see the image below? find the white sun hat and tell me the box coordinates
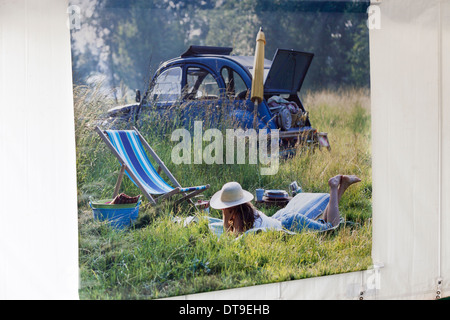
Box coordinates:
[210,182,254,210]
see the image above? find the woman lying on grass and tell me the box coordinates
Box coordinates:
[210,175,361,235]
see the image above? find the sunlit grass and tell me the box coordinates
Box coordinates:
[75,85,372,299]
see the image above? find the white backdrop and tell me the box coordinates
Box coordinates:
[0,0,79,299]
[0,0,448,300]
[369,0,450,299]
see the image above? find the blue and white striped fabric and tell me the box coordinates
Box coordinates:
[106,130,207,195]
[272,192,330,221]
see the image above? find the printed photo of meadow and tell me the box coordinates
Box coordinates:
[71,0,372,299]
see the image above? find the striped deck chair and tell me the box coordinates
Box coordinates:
[95,126,210,205]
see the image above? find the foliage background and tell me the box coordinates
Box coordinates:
[69,0,370,100]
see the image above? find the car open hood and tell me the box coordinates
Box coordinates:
[264,49,314,95]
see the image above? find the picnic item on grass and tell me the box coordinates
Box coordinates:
[111,193,141,204]
[195,199,210,213]
[264,189,289,200]
[255,189,265,201]
[90,196,141,229]
[289,181,302,196]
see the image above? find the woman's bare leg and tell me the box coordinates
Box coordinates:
[338,175,361,202]
[322,175,361,226]
[323,175,341,226]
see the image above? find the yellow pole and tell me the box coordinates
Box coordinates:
[251,27,266,129]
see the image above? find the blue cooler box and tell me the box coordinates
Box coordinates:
[89,198,141,229]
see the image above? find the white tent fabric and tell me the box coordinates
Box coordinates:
[442,0,450,299]
[369,0,450,299]
[0,0,448,300]
[0,0,79,299]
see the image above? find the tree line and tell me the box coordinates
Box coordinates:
[70,0,370,97]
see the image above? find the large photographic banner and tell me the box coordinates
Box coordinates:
[69,0,373,299]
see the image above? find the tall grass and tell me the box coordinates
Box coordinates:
[75,85,372,299]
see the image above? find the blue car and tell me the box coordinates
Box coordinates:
[105,45,329,150]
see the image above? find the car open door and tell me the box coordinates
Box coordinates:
[263,49,320,147]
[264,49,314,95]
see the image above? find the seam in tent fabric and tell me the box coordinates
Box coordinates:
[437,0,443,285]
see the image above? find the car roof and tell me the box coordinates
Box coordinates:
[160,54,272,75]
[166,45,272,71]
[224,55,272,70]
[157,46,313,95]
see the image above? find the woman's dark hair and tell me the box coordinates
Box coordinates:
[227,202,259,232]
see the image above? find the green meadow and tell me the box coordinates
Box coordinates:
[74,85,372,299]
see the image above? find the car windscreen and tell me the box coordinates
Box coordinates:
[149,67,182,104]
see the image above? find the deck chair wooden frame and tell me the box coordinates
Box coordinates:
[95,126,210,206]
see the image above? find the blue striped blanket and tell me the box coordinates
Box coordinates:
[272,192,330,221]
